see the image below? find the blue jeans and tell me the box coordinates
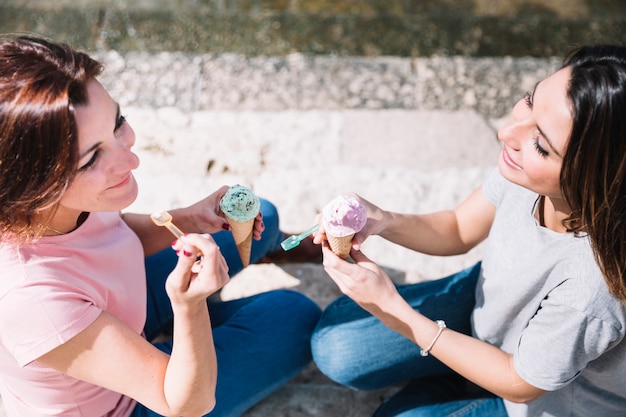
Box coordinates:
[132,199,323,417]
[311,262,507,417]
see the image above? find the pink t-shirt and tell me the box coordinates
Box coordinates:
[0,212,146,416]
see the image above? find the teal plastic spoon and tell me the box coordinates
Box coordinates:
[280,224,319,251]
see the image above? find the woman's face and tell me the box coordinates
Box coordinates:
[57,79,139,218]
[497,67,573,199]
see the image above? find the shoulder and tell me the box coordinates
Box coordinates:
[551,249,626,326]
[482,167,535,207]
[514,254,626,390]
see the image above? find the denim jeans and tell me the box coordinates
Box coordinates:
[311,262,507,417]
[131,199,323,417]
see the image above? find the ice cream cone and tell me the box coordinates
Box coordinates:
[327,233,354,259]
[219,184,261,269]
[226,217,255,267]
[322,195,366,260]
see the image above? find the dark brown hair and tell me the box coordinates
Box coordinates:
[560,45,626,302]
[0,35,103,241]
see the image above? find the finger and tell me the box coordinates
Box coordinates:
[321,242,352,272]
[253,212,264,240]
[321,243,360,293]
[313,222,327,244]
[182,233,217,257]
[193,234,229,273]
[349,247,380,274]
[352,233,363,250]
[169,242,197,290]
[215,185,230,216]
[349,246,371,263]
[217,185,230,195]
[184,234,229,286]
[206,235,230,275]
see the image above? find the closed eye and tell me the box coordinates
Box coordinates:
[115,114,126,131]
[533,138,549,158]
[524,91,533,108]
[78,149,100,171]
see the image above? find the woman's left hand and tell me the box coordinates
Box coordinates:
[124,185,265,258]
[321,241,399,315]
[180,185,264,240]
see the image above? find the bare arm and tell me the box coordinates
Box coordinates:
[123,185,264,257]
[37,234,228,416]
[315,186,495,256]
[376,187,495,255]
[322,245,546,403]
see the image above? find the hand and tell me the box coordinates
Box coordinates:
[167,233,229,305]
[172,186,230,235]
[312,193,388,250]
[249,211,265,241]
[321,240,399,315]
[183,186,265,241]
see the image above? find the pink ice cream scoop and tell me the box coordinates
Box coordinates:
[322,195,367,237]
[322,195,367,259]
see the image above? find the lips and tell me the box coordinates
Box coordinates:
[502,147,523,170]
[109,173,133,189]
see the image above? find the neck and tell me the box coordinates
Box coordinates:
[538,195,571,233]
[40,211,89,236]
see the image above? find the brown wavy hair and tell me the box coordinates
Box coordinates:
[560,45,626,302]
[0,35,103,242]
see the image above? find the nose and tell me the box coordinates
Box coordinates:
[121,122,136,149]
[111,125,140,173]
[497,99,528,150]
[497,120,520,149]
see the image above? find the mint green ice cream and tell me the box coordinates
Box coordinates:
[219,185,260,222]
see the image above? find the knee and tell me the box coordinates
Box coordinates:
[311,325,365,388]
[267,290,321,334]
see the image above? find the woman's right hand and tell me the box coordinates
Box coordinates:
[350,194,389,249]
[313,193,391,250]
[321,241,400,316]
[167,233,229,305]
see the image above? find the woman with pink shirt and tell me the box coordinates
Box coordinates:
[0,35,321,417]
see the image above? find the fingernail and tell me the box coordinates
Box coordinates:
[183,250,193,257]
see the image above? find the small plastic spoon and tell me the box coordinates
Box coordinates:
[280,224,319,251]
[150,211,184,238]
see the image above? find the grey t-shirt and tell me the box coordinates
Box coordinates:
[473,168,626,417]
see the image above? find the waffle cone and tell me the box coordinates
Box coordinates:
[327,233,354,259]
[226,217,255,267]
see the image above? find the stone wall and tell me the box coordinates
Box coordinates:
[1,0,624,56]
